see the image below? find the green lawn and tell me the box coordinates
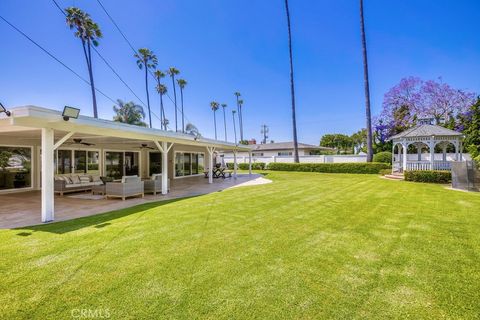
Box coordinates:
[1,172,480,319]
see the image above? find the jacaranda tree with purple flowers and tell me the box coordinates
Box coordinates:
[376,77,476,144]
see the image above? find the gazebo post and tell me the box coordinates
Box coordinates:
[459,141,463,161]
[429,137,435,170]
[402,142,407,172]
[417,143,422,161]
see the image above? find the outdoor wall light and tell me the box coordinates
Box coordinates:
[62,106,80,121]
[0,103,11,117]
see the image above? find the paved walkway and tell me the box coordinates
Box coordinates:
[0,174,271,229]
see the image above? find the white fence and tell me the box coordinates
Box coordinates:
[224,153,471,166]
[223,155,367,165]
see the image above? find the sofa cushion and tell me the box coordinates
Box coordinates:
[151,173,162,181]
[65,183,87,189]
[64,176,73,184]
[71,175,81,184]
[79,176,91,183]
[122,175,139,183]
[91,175,102,183]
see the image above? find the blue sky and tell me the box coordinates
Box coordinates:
[1,0,479,145]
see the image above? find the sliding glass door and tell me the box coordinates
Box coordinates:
[105,151,139,179]
[0,146,32,190]
[175,152,204,178]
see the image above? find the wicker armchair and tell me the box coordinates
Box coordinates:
[144,174,170,195]
[105,176,144,200]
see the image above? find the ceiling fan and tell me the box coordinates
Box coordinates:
[137,143,155,150]
[70,138,95,146]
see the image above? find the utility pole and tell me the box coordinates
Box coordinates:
[261,124,269,144]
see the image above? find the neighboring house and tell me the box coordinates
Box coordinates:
[223,142,333,157]
[0,106,251,223]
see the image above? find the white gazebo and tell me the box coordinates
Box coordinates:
[390,123,464,173]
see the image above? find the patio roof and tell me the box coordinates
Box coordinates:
[0,105,250,152]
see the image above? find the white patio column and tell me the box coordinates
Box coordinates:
[402,143,407,172]
[207,147,214,184]
[41,128,55,222]
[248,151,252,175]
[233,150,238,179]
[161,141,169,195]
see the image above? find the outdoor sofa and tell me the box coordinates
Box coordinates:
[54,174,103,196]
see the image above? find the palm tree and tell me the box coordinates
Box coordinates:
[360,0,374,162]
[234,92,242,140]
[167,67,180,131]
[232,110,238,145]
[113,99,147,126]
[156,83,168,130]
[134,48,158,128]
[238,99,244,141]
[177,79,187,133]
[154,70,166,129]
[65,7,102,118]
[284,0,299,163]
[210,101,219,140]
[185,123,200,137]
[221,103,228,141]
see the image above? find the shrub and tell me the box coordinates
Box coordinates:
[226,162,265,170]
[404,170,451,184]
[379,169,392,176]
[373,151,392,164]
[267,162,391,174]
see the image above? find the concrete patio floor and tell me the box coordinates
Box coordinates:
[0,174,270,229]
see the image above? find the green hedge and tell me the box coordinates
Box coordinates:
[267,162,391,174]
[404,170,452,184]
[226,162,266,170]
[373,151,392,164]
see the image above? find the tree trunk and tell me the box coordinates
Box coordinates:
[285,0,299,163]
[213,111,217,140]
[180,88,185,133]
[360,0,374,162]
[236,96,241,141]
[223,107,227,141]
[157,79,164,128]
[84,41,98,118]
[172,76,178,132]
[239,105,244,141]
[145,65,152,128]
[232,112,237,145]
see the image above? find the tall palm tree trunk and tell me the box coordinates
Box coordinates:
[232,112,237,145]
[180,88,185,133]
[84,41,98,118]
[171,76,178,132]
[223,108,228,141]
[213,111,217,140]
[285,0,299,163]
[235,96,242,141]
[239,106,244,141]
[144,65,152,128]
[160,94,166,130]
[360,0,373,162]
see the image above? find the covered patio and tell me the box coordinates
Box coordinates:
[0,173,269,229]
[0,106,253,226]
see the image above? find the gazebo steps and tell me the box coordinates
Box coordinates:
[384,173,404,180]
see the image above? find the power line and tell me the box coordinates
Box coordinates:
[94,0,192,126]
[0,14,117,105]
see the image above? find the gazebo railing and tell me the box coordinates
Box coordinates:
[404,161,452,171]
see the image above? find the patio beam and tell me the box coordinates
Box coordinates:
[233,149,238,179]
[41,128,55,222]
[53,131,75,150]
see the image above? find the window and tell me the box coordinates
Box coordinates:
[56,149,99,175]
[149,152,162,175]
[0,146,32,190]
[252,152,264,157]
[57,150,72,174]
[105,151,140,179]
[278,151,292,156]
[175,152,204,177]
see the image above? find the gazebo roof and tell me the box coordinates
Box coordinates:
[390,124,462,140]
